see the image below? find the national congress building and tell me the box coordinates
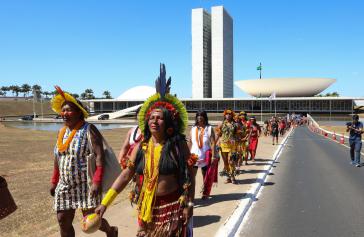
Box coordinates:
[83,6,363,116]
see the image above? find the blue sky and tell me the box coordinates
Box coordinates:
[0,0,363,98]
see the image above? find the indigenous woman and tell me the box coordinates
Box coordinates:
[248,117,261,161]
[216,109,237,184]
[50,86,117,237]
[96,65,195,237]
[236,112,250,167]
[189,110,216,199]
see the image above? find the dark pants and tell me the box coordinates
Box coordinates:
[349,138,362,164]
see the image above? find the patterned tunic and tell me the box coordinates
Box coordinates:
[54,122,101,211]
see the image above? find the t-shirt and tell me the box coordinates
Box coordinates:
[271,122,278,133]
[347,121,363,140]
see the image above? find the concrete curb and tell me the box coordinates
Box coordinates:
[214,128,294,237]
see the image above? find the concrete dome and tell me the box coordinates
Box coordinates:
[117,86,155,100]
[235,78,336,97]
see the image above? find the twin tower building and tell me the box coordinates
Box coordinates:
[192,6,233,99]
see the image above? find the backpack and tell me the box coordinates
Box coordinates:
[86,125,122,194]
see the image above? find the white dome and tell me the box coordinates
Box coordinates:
[235,78,336,97]
[117,86,155,100]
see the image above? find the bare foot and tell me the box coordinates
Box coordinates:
[108,226,118,237]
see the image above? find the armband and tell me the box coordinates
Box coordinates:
[51,167,60,185]
[101,188,118,207]
[92,166,103,185]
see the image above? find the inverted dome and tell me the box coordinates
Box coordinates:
[117,86,155,100]
[235,78,336,97]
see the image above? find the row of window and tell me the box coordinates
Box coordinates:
[91,100,353,113]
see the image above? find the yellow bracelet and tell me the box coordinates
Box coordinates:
[101,188,118,207]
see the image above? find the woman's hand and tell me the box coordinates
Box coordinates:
[183,206,193,225]
[90,183,101,198]
[95,204,107,218]
[49,183,57,197]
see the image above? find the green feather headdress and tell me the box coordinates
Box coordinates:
[138,64,188,134]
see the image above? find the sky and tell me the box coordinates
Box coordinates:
[0,0,363,98]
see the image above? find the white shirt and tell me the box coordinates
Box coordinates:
[190,125,212,168]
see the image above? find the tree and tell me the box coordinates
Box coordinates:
[21,84,31,97]
[1,86,9,96]
[9,85,21,97]
[72,93,80,99]
[42,91,52,99]
[0,89,5,96]
[331,91,339,97]
[80,92,87,100]
[102,90,112,99]
[82,89,95,99]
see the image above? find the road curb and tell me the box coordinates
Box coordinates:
[214,128,294,237]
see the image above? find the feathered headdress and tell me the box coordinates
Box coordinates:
[138,64,188,134]
[51,85,89,118]
[223,109,235,117]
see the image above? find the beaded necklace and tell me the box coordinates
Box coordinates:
[57,121,84,153]
[195,126,205,149]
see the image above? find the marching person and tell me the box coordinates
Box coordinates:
[216,109,237,184]
[189,110,217,199]
[248,117,261,162]
[95,64,195,237]
[346,114,363,167]
[50,86,117,237]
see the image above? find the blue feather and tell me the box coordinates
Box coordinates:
[155,63,171,97]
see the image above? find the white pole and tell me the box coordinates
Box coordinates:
[274,99,277,117]
[260,94,263,123]
[41,94,44,119]
[32,89,36,118]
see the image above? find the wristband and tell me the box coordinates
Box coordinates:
[92,166,104,185]
[51,167,60,185]
[101,188,118,207]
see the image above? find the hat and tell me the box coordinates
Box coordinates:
[138,64,188,134]
[80,213,101,234]
[51,86,89,118]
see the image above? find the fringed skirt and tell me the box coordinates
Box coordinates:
[143,190,188,237]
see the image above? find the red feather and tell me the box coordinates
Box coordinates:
[54,85,67,101]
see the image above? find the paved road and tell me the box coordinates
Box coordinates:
[239,126,364,237]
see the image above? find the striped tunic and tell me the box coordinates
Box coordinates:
[54,122,101,211]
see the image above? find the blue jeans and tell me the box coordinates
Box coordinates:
[349,138,362,164]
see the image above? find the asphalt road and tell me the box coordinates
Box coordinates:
[239,126,364,237]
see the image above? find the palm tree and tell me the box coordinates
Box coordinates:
[10,85,21,97]
[80,92,87,100]
[102,90,112,99]
[331,91,339,97]
[72,93,80,99]
[1,86,9,96]
[42,91,51,99]
[83,89,95,99]
[21,84,32,97]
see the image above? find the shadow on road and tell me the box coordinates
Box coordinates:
[254,158,273,162]
[193,215,221,228]
[195,192,248,208]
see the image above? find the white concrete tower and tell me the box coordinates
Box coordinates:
[192,8,211,98]
[211,6,233,98]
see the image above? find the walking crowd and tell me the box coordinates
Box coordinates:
[45,66,293,237]
[0,65,303,237]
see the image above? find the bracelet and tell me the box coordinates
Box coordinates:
[101,188,118,207]
[187,201,194,207]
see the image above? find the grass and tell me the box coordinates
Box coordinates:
[0,100,54,117]
[0,124,130,237]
